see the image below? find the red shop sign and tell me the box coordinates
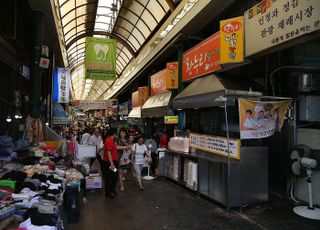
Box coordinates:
[150,69,168,96]
[182,32,221,82]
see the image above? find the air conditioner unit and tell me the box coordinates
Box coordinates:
[298,74,320,92]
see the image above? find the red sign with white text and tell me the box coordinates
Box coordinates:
[182,32,221,82]
[150,69,168,96]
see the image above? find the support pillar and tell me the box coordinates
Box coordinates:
[30,10,44,118]
[177,44,185,130]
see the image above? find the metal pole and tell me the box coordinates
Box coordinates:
[224,100,231,212]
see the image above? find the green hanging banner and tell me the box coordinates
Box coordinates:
[85,37,117,80]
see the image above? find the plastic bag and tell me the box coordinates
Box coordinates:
[120,150,130,166]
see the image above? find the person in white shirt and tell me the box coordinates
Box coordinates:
[88,128,103,167]
[81,128,91,145]
[131,136,151,190]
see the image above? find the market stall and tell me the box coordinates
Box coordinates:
[165,74,271,210]
[0,121,91,229]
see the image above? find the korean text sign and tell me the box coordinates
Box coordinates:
[166,62,179,89]
[53,68,70,103]
[190,133,240,160]
[182,32,221,82]
[150,69,168,96]
[220,16,244,64]
[238,99,292,139]
[77,100,117,112]
[85,37,117,80]
[164,116,179,125]
[245,0,320,57]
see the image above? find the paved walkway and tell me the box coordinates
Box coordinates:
[67,175,319,230]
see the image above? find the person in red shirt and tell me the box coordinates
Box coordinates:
[103,128,119,198]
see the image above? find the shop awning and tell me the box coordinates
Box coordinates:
[142,91,173,118]
[173,74,262,109]
[128,107,141,119]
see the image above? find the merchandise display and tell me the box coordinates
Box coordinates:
[0,132,87,229]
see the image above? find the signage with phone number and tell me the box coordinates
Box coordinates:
[190,133,240,160]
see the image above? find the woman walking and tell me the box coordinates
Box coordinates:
[131,136,151,190]
[117,128,130,192]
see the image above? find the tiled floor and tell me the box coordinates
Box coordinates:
[67,175,320,230]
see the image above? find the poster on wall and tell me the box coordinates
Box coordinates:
[244,0,320,57]
[220,16,244,64]
[182,32,221,82]
[238,99,292,139]
[190,133,240,160]
[166,62,179,89]
[53,68,70,103]
[85,37,117,80]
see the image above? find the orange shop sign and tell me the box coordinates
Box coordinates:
[132,91,139,107]
[166,62,179,89]
[220,16,244,64]
[150,69,168,96]
[138,86,149,105]
[182,32,221,82]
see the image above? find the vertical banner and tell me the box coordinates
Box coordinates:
[220,16,244,64]
[238,99,292,139]
[85,37,117,80]
[53,68,70,103]
[166,62,179,89]
[138,87,149,105]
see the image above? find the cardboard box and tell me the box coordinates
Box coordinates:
[86,176,102,189]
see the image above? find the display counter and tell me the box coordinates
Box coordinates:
[163,145,268,209]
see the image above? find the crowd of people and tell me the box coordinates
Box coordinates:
[72,125,151,199]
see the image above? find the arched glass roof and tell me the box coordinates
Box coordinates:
[52,0,171,100]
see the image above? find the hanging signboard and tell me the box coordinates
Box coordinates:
[77,99,117,112]
[238,99,292,139]
[182,32,221,82]
[150,69,168,96]
[85,37,117,80]
[220,16,244,64]
[245,0,320,57]
[132,91,139,108]
[53,68,70,103]
[166,62,179,89]
[138,86,149,106]
[190,133,240,160]
[164,116,179,125]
